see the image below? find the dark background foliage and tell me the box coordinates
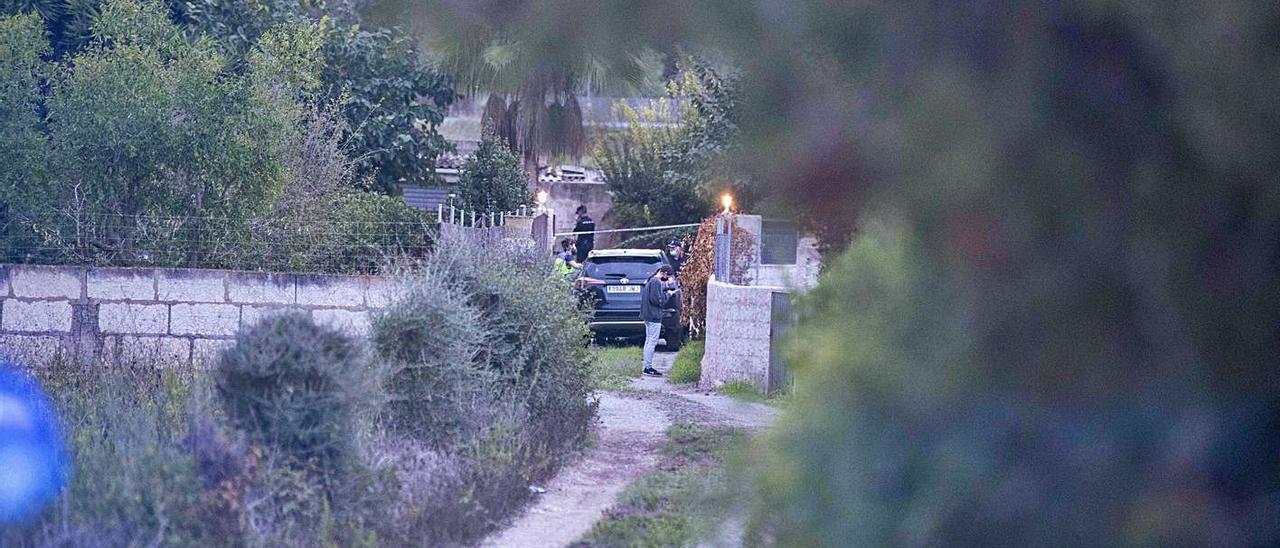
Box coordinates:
[171,0,457,193]
[455,135,530,213]
[381,1,1280,545]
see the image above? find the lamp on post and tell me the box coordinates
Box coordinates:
[536,189,549,213]
[715,192,735,282]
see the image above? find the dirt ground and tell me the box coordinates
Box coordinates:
[478,352,778,548]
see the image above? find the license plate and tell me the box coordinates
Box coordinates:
[606,285,641,294]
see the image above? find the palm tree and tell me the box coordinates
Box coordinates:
[1,0,101,56]
[363,0,663,173]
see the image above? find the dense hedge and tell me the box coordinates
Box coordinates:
[0,1,434,274]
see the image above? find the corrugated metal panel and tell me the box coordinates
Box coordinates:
[402,185,453,211]
[761,220,799,265]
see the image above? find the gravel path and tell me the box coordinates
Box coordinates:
[479,351,777,548]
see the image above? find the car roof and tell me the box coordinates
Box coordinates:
[587,248,665,258]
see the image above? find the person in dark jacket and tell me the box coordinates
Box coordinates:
[639,264,673,377]
[573,205,595,263]
[667,240,687,277]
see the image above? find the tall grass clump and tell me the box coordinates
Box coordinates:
[2,366,227,547]
[669,340,704,385]
[368,234,598,544]
[217,312,380,476]
[371,270,495,444]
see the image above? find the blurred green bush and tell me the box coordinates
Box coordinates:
[371,269,495,444]
[366,236,597,543]
[217,312,380,478]
[1,366,228,546]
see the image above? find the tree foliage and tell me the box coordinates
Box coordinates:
[596,58,754,229]
[0,11,49,239]
[169,0,457,193]
[0,0,100,56]
[3,0,310,265]
[0,0,433,272]
[414,2,1280,545]
[368,0,669,166]
[455,135,529,213]
[320,24,454,192]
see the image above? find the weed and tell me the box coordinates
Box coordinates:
[718,381,765,402]
[668,341,704,385]
[573,424,746,548]
[590,345,642,390]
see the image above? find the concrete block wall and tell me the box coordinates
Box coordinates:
[755,235,822,289]
[699,276,786,391]
[0,264,396,368]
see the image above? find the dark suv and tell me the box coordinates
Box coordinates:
[576,249,684,350]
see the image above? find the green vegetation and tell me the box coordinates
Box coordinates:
[377,0,670,165]
[456,135,531,212]
[0,0,434,272]
[596,58,752,229]
[1,367,219,546]
[589,345,642,391]
[371,269,491,442]
[573,424,745,548]
[717,381,763,402]
[217,313,380,475]
[366,235,597,544]
[667,340,703,385]
[3,238,595,546]
[399,3,1280,544]
[169,0,457,192]
[315,23,454,192]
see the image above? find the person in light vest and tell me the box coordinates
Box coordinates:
[554,239,575,277]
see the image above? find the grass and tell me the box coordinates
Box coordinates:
[589,345,642,390]
[571,424,746,547]
[718,380,794,407]
[718,380,766,401]
[667,340,704,385]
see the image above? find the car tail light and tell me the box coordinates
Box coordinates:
[575,277,605,289]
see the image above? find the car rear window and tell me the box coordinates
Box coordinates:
[585,256,662,280]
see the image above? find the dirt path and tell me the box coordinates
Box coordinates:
[479,352,777,548]
[479,392,670,548]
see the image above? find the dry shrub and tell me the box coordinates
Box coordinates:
[365,235,597,545]
[679,215,758,337]
[216,312,381,478]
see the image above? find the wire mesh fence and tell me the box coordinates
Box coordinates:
[0,211,438,274]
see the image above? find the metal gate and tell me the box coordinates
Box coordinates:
[768,291,795,394]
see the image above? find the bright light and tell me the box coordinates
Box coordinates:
[721,193,733,213]
[536,190,549,205]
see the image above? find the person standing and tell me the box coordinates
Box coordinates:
[639,265,673,377]
[554,238,576,277]
[573,205,595,263]
[667,240,687,276]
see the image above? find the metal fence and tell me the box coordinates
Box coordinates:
[437,204,540,228]
[0,212,436,274]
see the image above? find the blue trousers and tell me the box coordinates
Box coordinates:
[642,321,662,370]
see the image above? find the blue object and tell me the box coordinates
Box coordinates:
[0,359,69,523]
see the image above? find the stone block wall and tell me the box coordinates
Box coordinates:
[0,264,396,368]
[699,276,788,392]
